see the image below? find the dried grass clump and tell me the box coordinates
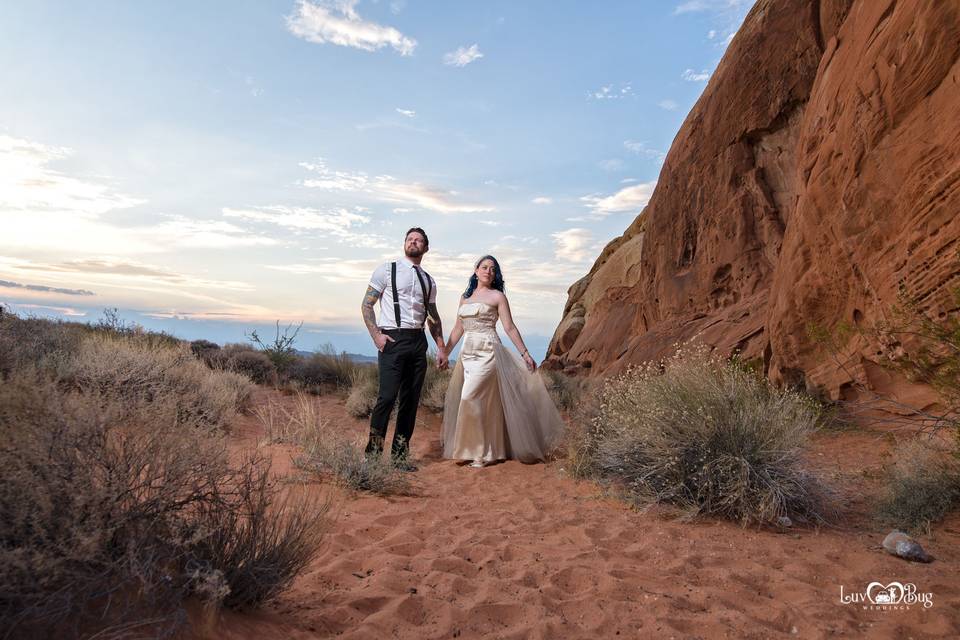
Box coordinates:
[63,335,253,429]
[288,344,362,391]
[580,345,834,526]
[541,368,588,412]
[270,393,411,495]
[877,439,960,533]
[214,344,278,386]
[420,354,451,412]
[346,366,379,418]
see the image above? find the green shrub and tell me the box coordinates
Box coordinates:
[877,440,960,533]
[582,345,834,525]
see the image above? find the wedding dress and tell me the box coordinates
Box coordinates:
[441,301,564,463]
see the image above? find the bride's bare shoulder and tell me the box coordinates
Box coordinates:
[489,290,507,305]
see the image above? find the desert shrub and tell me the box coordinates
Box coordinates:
[582,345,833,525]
[0,313,85,377]
[184,453,331,610]
[0,319,326,638]
[346,366,379,418]
[254,392,325,445]
[541,368,586,412]
[296,437,412,495]
[288,344,361,390]
[191,338,221,365]
[61,335,253,429]
[247,321,302,375]
[272,393,411,495]
[420,353,451,412]
[877,440,960,533]
[216,343,278,386]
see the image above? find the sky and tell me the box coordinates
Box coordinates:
[0,0,752,359]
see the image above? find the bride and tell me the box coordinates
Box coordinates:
[441,255,564,467]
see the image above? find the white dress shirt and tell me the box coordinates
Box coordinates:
[369,257,438,329]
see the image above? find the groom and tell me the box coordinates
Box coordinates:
[361,227,448,471]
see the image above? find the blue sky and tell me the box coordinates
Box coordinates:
[0,0,751,358]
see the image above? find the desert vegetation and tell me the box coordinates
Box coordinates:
[256,391,412,495]
[0,311,330,639]
[807,278,960,531]
[564,345,834,526]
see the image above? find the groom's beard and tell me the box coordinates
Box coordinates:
[405,248,425,258]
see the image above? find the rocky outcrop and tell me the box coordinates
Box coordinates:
[545,0,960,401]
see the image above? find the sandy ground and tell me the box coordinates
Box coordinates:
[195,390,960,640]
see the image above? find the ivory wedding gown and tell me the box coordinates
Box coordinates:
[441,301,564,463]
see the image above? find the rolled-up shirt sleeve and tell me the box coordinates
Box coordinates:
[369,262,388,294]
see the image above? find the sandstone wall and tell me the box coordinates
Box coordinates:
[545,0,960,403]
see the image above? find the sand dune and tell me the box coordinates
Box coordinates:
[198,391,960,639]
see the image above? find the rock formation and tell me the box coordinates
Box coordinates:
[545,0,960,402]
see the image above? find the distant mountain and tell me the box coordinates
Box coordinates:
[295,349,377,364]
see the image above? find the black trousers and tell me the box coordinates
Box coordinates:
[366,329,428,459]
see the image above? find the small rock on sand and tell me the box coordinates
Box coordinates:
[882,530,933,563]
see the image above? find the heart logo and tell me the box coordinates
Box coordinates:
[866,581,905,605]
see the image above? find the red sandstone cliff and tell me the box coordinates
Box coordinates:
[546,0,960,402]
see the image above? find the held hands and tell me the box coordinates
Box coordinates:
[373,332,395,352]
[436,349,450,370]
[522,352,536,373]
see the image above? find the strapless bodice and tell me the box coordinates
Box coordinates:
[459,301,499,336]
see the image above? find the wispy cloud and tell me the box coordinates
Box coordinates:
[551,228,595,263]
[580,181,656,218]
[223,205,391,248]
[7,303,87,317]
[588,83,632,100]
[531,196,553,205]
[11,258,256,291]
[265,257,380,283]
[299,159,495,214]
[0,279,94,296]
[658,99,678,111]
[623,140,666,162]
[0,134,144,215]
[395,107,416,117]
[674,0,748,14]
[443,44,483,67]
[286,0,416,56]
[681,68,711,82]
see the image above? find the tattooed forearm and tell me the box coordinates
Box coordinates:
[426,303,445,349]
[361,286,381,338]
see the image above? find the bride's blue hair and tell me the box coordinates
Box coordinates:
[463,255,505,298]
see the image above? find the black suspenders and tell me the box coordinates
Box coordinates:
[391,262,401,327]
[390,261,432,329]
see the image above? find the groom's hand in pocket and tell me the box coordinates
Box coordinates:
[374,333,395,352]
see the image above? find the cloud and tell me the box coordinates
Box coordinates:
[7,303,87,317]
[299,159,495,214]
[623,140,666,162]
[395,108,416,117]
[0,280,94,296]
[0,134,144,215]
[223,205,391,248]
[674,0,748,14]
[598,158,624,172]
[707,29,717,39]
[265,257,380,283]
[658,99,678,111]
[286,0,416,56]
[531,196,553,205]
[551,228,595,263]
[443,44,483,67]
[681,68,711,82]
[588,83,632,100]
[580,182,656,218]
[10,258,256,291]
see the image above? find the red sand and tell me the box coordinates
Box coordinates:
[195,390,960,639]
